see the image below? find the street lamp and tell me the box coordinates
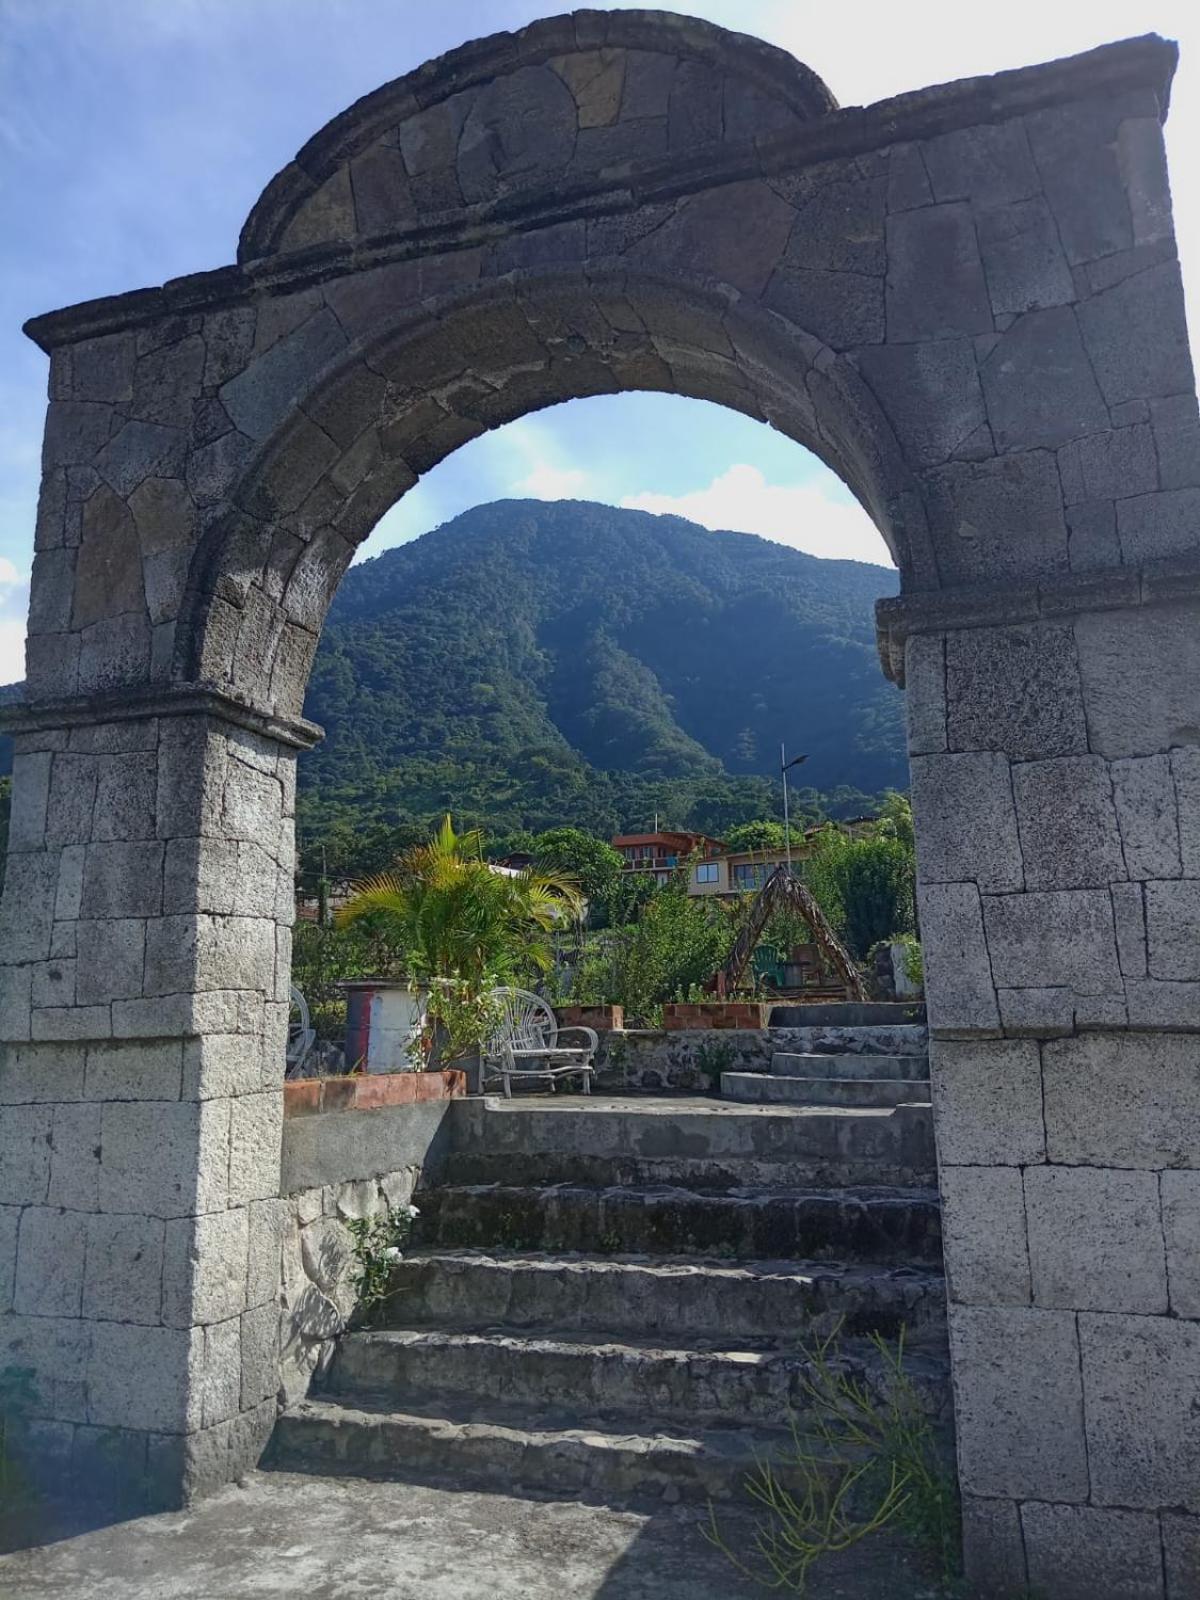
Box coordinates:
[780,745,808,874]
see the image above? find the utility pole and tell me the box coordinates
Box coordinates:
[780,745,808,874]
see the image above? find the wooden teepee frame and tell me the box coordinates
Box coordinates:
[711,865,866,1001]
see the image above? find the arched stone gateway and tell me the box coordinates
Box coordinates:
[1,12,1196,1590]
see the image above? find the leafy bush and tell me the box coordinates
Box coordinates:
[804,825,915,960]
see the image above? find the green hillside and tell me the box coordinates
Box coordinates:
[297,499,904,871]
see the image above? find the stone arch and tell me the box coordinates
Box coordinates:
[177,266,930,719]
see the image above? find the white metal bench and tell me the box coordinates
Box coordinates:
[482,987,598,1097]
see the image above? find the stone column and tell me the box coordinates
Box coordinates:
[0,696,309,1509]
[893,571,1200,1595]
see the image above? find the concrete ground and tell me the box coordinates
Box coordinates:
[0,1471,949,1599]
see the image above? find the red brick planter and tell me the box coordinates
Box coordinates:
[283,1068,466,1118]
[555,1004,625,1031]
[661,1002,773,1031]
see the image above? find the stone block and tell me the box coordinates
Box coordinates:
[1043,1033,1200,1168]
[885,203,993,341]
[220,308,348,442]
[8,752,52,850]
[1078,260,1194,407]
[961,1495,1028,1598]
[143,914,276,998]
[163,837,280,919]
[47,1101,101,1209]
[1163,1512,1200,1600]
[1118,486,1200,563]
[861,339,988,470]
[79,841,164,920]
[1154,412,1200,492]
[979,306,1108,453]
[228,1092,284,1208]
[1024,100,1132,265]
[87,1320,199,1432]
[927,449,1068,584]
[1145,881,1200,981]
[240,1300,280,1409]
[977,196,1074,315]
[14,1205,87,1316]
[199,1316,243,1429]
[1078,606,1200,761]
[930,1039,1044,1165]
[911,752,1022,891]
[99,1099,229,1218]
[1125,978,1200,1029]
[0,852,60,962]
[903,632,946,754]
[246,1197,287,1308]
[1059,423,1158,506]
[0,1312,90,1424]
[1081,1311,1200,1512]
[46,755,99,847]
[1066,500,1121,570]
[917,882,999,1033]
[76,611,153,695]
[923,119,1038,207]
[66,331,136,403]
[0,1204,18,1312]
[84,1038,182,1101]
[83,1212,165,1324]
[1011,756,1127,890]
[949,1304,1088,1501]
[947,617,1088,755]
[32,956,74,1010]
[1160,1171,1200,1318]
[91,751,157,843]
[940,1165,1030,1305]
[885,141,931,211]
[0,1103,52,1204]
[94,419,185,500]
[162,1207,249,1328]
[1025,1166,1167,1313]
[1174,751,1200,877]
[76,918,146,1005]
[1111,756,1182,880]
[1021,1502,1164,1600]
[181,1033,263,1101]
[0,963,32,1044]
[1111,882,1147,978]
[983,888,1121,993]
[221,759,284,846]
[31,1003,112,1043]
[0,1040,86,1108]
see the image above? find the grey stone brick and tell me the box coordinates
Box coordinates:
[220,309,348,442]
[129,334,205,430]
[0,1204,19,1312]
[928,451,1068,584]
[886,203,993,341]
[1145,881,1200,981]
[99,1099,229,1218]
[1126,978,1200,1029]
[1154,414,1200,491]
[1117,487,1200,563]
[977,196,1074,315]
[950,1304,1088,1501]
[66,331,136,403]
[980,307,1108,453]
[1160,1171,1200,1318]
[1164,1513,1200,1600]
[1025,101,1133,265]
[1112,756,1181,879]
[228,1092,284,1208]
[1077,260,1194,407]
[0,1040,78,1111]
[1025,1166,1167,1313]
[1077,606,1200,760]
[31,1003,112,1043]
[80,841,164,920]
[94,419,185,499]
[31,957,74,1010]
[84,1039,181,1103]
[0,1313,90,1424]
[1081,1311,1200,1512]
[246,1197,287,1308]
[76,612,154,695]
[1111,882,1148,978]
[0,962,32,1044]
[199,1316,243,1429]
[46,754,98,846]
[47,1101,101,1209]
[940,1165,1030,1305]
[924,121,1039,207]
[1173,750,1200,877]
[1118,115,1172,247]
[41,400,114,468]
[983,889,1121,992]
[15,1205,86,1316]
[918,881,999,1033]
[1011,756,1127,890]
[143,914,276,998]
[82,1212,165,1323]
[87,1320,199,1432]
[221,759,283,847]
[8,752,52,850]
[1021,1502,1164,1600]
[911,752,1022,891]
[961,1494,1028,1599]
[0,1103,52,1204]
[1044,1033,1200,1168]
[55,845,86,922]
[162,1207,249,1328]
[91,751,157,843]
[76,918,146,1005]
[240,1300,280,1409]
[857,339,985,469]
[0,853,60,963]
[930,1039,1045,1165]
[904,633,946,755]
[1058,423,1158,505]
[180,1032,263,1101]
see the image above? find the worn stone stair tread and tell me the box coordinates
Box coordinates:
[395,1244,945,1284]
[721,1072,932,1108]
[768,1052,930,1082]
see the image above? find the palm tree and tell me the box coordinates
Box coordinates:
[336,815,583,989]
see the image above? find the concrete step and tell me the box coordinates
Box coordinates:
[723,1073,932,1109]
[769,1052,929,1081]
[443,1097,937,1189]
[414,1183,942,1266]
[267,1393,838,1504]
[769,1002,925,1027]
[380,1249,947,1344]
[325,1327,952,1431]
[768,1023,930,1058]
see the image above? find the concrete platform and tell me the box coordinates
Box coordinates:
[0,1471,944,1598]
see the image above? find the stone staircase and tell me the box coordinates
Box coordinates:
[268,1034,948,1506]
[722,1022,931,1110]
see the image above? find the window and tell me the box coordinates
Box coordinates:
[696,862,720,884]
[733,863,767,891]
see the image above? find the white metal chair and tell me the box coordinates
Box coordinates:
[481,987,598,1097]
[285,983,317,1078]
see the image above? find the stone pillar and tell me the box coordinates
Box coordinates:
[0,698,307,1508]
[896,575,1200,1595]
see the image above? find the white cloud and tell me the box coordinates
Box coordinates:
[0,565,29,686]
[513,462,590,500]
[622,464,893,567]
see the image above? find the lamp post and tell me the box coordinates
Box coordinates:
[780,745,809,874]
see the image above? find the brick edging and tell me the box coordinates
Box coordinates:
[283,1068,466,1117]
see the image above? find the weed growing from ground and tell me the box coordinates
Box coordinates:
[346,1201,421,1313]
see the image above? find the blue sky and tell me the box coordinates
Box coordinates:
[2,0,1198,683]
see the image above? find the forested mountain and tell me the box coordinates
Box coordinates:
[298,499,905,868]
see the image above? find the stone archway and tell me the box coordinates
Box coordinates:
[2,13,1197,1591]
